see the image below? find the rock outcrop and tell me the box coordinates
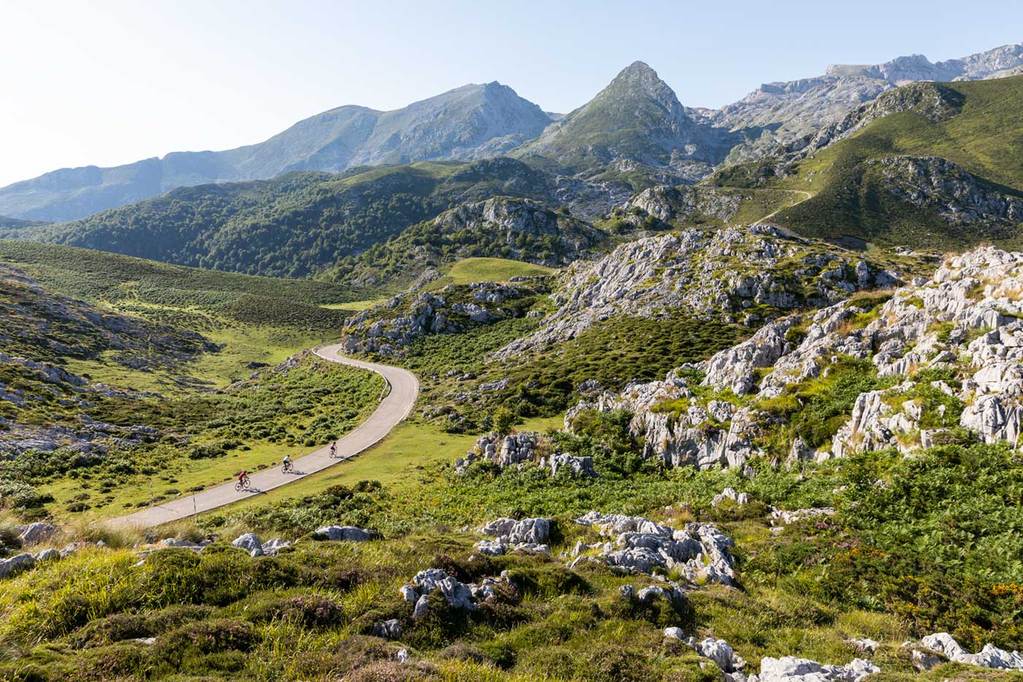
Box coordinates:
[313,526,373,542]
[497,226,901,359]
[476,517,552,556]
[750,656,879,682]
[918,632,1023,670]
[582,246,1023,469]
[613,185,741,228]
[341,280,545,356]
[574,512,737,586]
[399,568,510,620]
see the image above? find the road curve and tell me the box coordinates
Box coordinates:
[107,344,418,529]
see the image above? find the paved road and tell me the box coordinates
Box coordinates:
[107,344,418,529]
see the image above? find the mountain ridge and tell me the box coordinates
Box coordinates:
[0,82,551,222]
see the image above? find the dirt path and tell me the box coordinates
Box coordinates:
[107,344,418,529]
[758,189,813,223]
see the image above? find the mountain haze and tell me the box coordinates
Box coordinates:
[0,83,551,222]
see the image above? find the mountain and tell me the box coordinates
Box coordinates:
[0,83,552,222]
[515,61,736,183]
[18,158,569,278]
[331,195,609,290]
[716,42,1023,163]
[718,75,1023,248]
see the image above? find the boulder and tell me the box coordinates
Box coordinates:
[712,487,750,507]
[0,553,35,579]
[232,533,263,557]
[548,453,596,478]
[920,632,1023,670]
[262,538,291,555]
[372,619,402,640]
[693,637,747,673]
[314,525,372,542]
[34,548,60,562]
[753,656,879,682]
[17,522,57,545]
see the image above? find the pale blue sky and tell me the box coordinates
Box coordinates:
[1,0,1020,186]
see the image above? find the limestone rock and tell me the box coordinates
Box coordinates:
[17,522,57,545]
[575,512,737,585]
[476,517,551,556]
[712,487,749,507]
[752,656,879,682]
[0,552,35,579]
[920,632,1023,670]
[313,525,373,542]
[232,533,263,557]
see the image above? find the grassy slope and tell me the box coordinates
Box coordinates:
[0,243,396,520]
[18,157,559,280]
[776,75,1023,245]
[427,257,557,289]
[711,75,1023,245]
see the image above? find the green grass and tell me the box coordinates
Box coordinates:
[715,75,1023,248]
[320,297,391,311]
[5,356,385,521]
[427,257,557,289]
[8,437,1023,680]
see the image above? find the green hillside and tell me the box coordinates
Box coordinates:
[770,76,1023,246]
[329,196,607,290]
[19,158,557,278]
[0,240,358,329]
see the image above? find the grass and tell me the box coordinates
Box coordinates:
[427,257,557,289]
[777,76,1023,246]
[7,439,1023,680]
[12,356,385,522]
[210,414,563,517]
[320,297,391,311]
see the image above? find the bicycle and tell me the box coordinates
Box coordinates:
[234,477,249,492]
[282,460,294,474]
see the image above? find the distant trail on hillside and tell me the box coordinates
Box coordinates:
[107,345,419,529]
[757,189,813,224]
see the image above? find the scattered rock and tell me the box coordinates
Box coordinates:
[232,532,263,557]
[0,553,35,579]
[751,656,879,682]
[712,487,749,507]
[919,632,1023,670]
[313,526,373,542]
[17,522,57,545]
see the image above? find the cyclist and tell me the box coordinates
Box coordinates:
[237,470,250,490]
[329,442,337,458]
[282,454,293,473]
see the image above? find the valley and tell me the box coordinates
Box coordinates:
[2,36,1023,682]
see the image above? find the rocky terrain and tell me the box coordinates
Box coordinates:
[872,156,1023,230]
[341,279,547,355]
[569,246,1023,472]
[497,224,906,359]
[6,36,1023,682]
[335,195,607,290]
[716,43,1023,163]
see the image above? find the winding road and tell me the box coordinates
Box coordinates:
[107,344,419,529]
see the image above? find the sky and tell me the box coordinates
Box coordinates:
[1,0,1020,187]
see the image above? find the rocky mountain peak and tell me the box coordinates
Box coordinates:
[601,60,684,109]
